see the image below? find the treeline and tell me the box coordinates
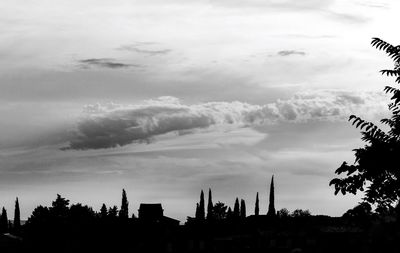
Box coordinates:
[0,176,315,234]
[186,188,310,224]
[0,189,130,236]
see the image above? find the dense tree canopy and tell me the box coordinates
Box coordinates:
[213,202,228,220]
[330,38,400,212]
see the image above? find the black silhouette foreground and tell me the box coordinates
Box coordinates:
[1,38,400,252]
[1,176,399,253]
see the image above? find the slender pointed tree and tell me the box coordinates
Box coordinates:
[119,189,129,219]
[255,192,259,216]
[240,199,246,219]
[207,188,214,220]
[0,207,8,233]
[14,197,20,231]
[233,198,240,218]
[267,175,276,217]
[199,190,205,220]
[195,203,200,219]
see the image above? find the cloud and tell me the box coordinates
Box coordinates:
[277,50,306,56]
[78,58,141,69]
[117,45,172,56]
[324,10,370,24]
[210,0,335,10]
[64,90,388,150]
[355,1,389,9]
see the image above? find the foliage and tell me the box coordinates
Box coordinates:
[100,203,108,218]
[108,205,119,218]
[226,207,233,220]
[291,209,311,217]
[240,199,246,219]
[233,198,240,218]
[27,205,50,225]
[330,38,400,211]
[207,188,214,220]
[14,197,21,230]
[342,202,373,219]
[119,189,129,219]
[0,207,8,232]
[51,194,70,218]
[213,201,228,220]
[197,190,205,220]
[267,176,276,216]
[277,208,290,218]
[255,192,259,216]
[69,203,95,221]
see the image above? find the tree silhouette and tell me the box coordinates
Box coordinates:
[330,38,400,211]
[343,202,372,219]
[195,203,200,220]
[100,203,108,218]
[108,205,118,218]
[119,189,129,219]
[27,205,50,225]
[254,192,259,216]
[277,208,290,218]
[51,194,70,218]
[291,209,311,217]
[69,203,96,221]
[226,207,233,220]
[0,207,8,233]
[267,176,276,217]
[240,199,246,219]
[213,202,228,220]
[207,188,214,220]
[14,197,21,231]
[233,198,240,218]
[198,190,205,220]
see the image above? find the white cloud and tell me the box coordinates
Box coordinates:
[66,90,388,149]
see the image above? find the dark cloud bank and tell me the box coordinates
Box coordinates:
[63,90,386,150]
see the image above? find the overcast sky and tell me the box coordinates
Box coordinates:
[0,0,399,221]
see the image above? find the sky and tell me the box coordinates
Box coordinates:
[0,0,399,222]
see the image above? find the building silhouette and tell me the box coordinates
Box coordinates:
[138,203,179,226]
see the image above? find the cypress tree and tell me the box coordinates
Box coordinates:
[14,197,21,230]
[233,198,240,217]
[195,203,200,220]
[199,190,205,220]
[119,189,129,219]
[240,199,246,219]
[255,192,259,216]
[0,207,8,232]
[207,188,214,220]
[267,175,276,217]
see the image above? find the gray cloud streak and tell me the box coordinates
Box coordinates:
[78,58,141,69]
[117,45,172,56]
[277,50,306,56]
